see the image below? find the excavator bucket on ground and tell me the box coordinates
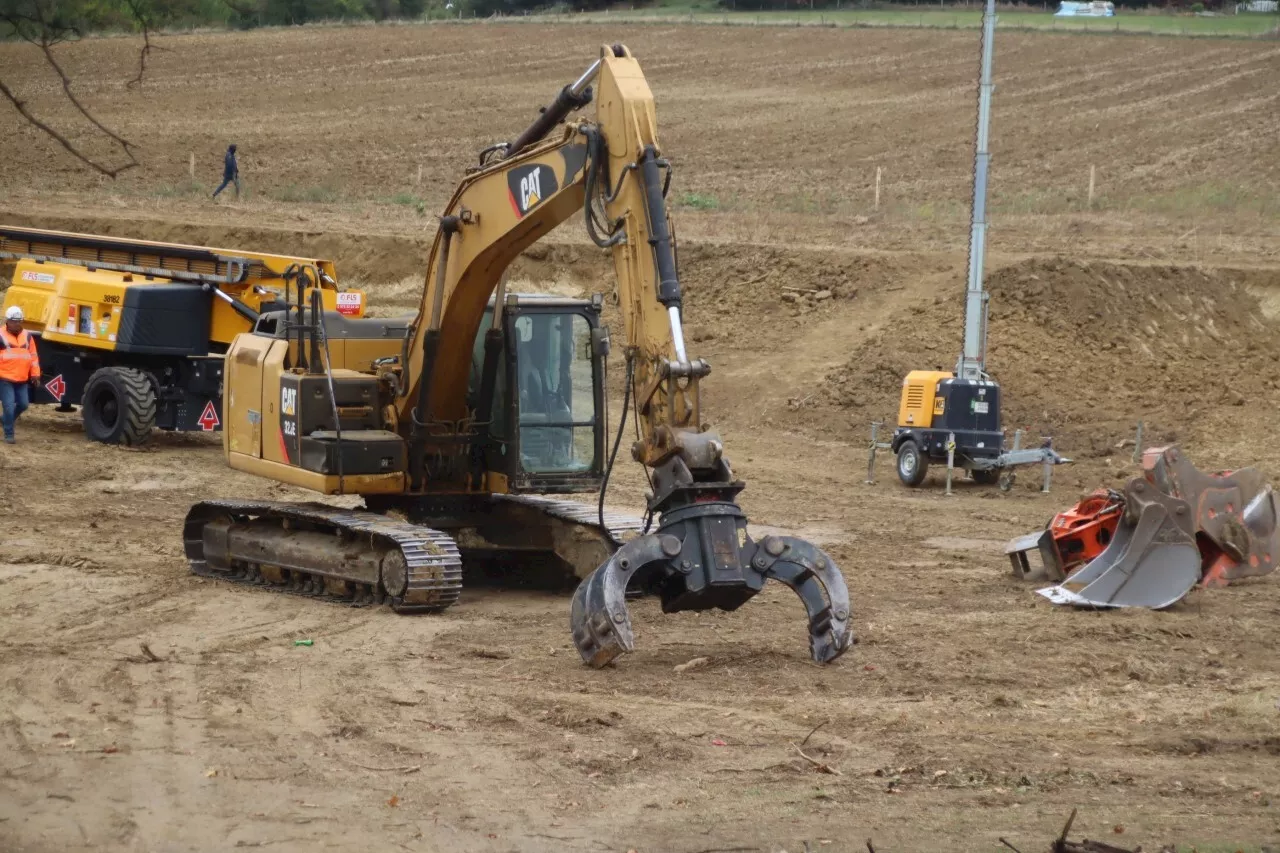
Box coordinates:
[1013,446,1280,609]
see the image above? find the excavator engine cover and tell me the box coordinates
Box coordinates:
[1033,446,1280,609]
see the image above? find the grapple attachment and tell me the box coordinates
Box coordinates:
[570,462,853,667]
[1033,446,1280,609]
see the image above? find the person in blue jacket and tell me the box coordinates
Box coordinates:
[212,144,241,200]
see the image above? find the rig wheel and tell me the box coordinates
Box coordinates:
[896,440,929,487]
[82,366,157,446]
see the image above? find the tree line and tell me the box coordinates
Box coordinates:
[0,0,429,33]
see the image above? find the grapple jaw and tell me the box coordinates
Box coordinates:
[571,456,853,667]
[1034,446,1280,609]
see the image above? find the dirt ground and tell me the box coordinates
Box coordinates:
[2,21,1280,853]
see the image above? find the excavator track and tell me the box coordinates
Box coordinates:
[184,500,463,612]
[493,494,647,548]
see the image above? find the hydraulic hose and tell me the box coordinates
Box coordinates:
[598,353,634,534]
[583,126,625,249]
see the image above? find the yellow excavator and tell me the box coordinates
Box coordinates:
[183,45,853,667]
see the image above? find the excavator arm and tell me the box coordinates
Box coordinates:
[398,50,716,485]
[393,45,853,667]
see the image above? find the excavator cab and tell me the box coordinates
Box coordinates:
[468,293,607,493]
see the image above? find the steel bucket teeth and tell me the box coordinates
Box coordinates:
[1005,529,1059,580]
[570,530,854,668]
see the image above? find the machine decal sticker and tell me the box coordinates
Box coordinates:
[45,375,66,402]
[198,401,220,431]
[21,270,55,284]
[279,385,299,463]
[507,164,559,218]
[336,292,363,316]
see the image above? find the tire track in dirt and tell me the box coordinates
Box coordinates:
[117,661,217,849]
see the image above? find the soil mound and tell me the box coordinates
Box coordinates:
[820,257,1280,457]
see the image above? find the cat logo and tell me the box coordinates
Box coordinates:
[521,170,542,209]
[281,386,297,417]
[507,164,559,218]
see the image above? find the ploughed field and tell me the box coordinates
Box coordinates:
[1,20,1278,853]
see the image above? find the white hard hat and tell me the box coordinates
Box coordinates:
[4,306,22,321]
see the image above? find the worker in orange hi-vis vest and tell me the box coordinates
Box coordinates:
[0,305,41,444]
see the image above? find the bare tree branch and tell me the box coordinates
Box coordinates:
[36,40,139,163]
[0,0,142,177]
[0,77,133,178]
[121,0,171,89]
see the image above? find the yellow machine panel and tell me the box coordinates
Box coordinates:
[0,226,370,444]
[10,260,130,350]
[222,333,404,495]
[5,259,366,351]
[225,333,275,459]
[898,370,953,429]
[317,333,403,375]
